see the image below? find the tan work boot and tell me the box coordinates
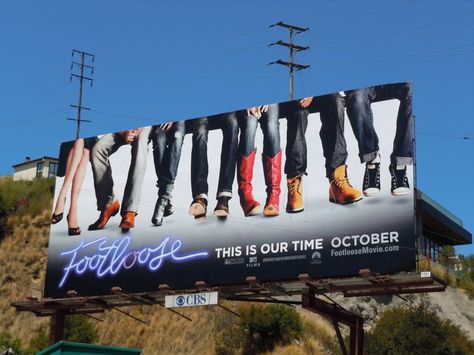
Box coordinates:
[286,176,304,213]
[329,165,363,205]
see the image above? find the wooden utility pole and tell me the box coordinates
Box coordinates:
[269,22,310,100]
[69,50,94,139]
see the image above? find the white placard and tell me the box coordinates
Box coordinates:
[165,291,218,308]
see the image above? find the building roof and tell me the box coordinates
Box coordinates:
[416,189,472,245]
[12,156,58,168]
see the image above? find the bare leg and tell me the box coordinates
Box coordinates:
[68,147,90,228]
[53,139,85,217]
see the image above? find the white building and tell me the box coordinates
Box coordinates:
[12,156,59,181]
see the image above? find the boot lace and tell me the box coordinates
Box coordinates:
[288,178,301,194]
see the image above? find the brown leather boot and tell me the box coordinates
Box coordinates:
[120,211,136,232]
[237,149,261,216]
[88,199,120,230]
[329,165,363,205]
[286,175,304,213]
[189,196,208,220]
[262,151,282,217]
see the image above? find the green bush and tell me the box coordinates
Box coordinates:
[240,304,302,354]
[0,177,54,238]
[365,302,474,355]
[214,304,303,355]
[64,315,97,344]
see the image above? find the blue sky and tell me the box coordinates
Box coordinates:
[1,0,472,254]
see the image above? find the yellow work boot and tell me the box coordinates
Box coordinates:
[286,176,304,213]
[329,165,363,205]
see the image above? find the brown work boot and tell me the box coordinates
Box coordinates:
[214,196,230,218]
[329,165,363,205]
[286,175,304,213]
[119,211,136,232]
[88,199,120,230]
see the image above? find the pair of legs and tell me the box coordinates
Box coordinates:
[89,126,152,231]
[188,113,239,219]
[150,121,185,226]
[345,83,414,196]
[52,139,91,235]
[285,93,362,208]
[237,103,281,216]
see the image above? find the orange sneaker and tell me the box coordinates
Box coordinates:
[329,165,363,205]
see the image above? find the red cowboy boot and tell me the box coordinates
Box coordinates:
[262,151,282,217]
[237,149,261,216]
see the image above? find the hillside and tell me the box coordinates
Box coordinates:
[0,177,473,354]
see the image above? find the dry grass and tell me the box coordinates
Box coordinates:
[0,209,338,354]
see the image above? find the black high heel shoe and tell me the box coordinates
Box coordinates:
[67,214,81,236]
[68,226,81,236]
[51,213,63,224]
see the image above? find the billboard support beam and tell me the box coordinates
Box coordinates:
[49,310,65,345]
[302,287,364,355]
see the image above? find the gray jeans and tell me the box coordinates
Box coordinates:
[91,126,151,215]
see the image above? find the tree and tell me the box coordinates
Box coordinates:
[64,315,97,344]
[365,302,474,355]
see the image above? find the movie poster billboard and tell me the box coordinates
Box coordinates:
[44,82,415,298]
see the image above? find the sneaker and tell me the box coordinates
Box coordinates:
[389,164,410,196]
[189,196,208,220]
[363,163,380,197]
[214,196,230,218]
[329,165,363,205]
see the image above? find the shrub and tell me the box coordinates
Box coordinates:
[365,302,474,355]
[64,315,97,344]
[214,304,303,355]
[240,304,303,354]
[0,177,54,239]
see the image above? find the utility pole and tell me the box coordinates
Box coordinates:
[69,50,94,139]
[269,22,310,100]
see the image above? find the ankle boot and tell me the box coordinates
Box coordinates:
[237,149,261,216]
[262,151,282,216]
[286,175,304,213]
[329,165,363,205]
[152,183,174,226]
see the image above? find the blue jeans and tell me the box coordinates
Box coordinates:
[285,93,348,178]
[151,121,185,186]
[238,103,280,157]
[346,83,414,165]
[188,112,239,198]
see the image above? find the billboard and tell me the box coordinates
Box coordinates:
[45,82,415,298]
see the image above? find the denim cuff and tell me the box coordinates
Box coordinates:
[391,156,414,166]
[360,151,379,164]
[217,191,232,198]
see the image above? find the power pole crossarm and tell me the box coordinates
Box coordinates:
[269,40,309,52]
[269,60,310,71]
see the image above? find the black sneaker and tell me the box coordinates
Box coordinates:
[214,196,230,218]
[363,163,380,197]
[389,164,410,196]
